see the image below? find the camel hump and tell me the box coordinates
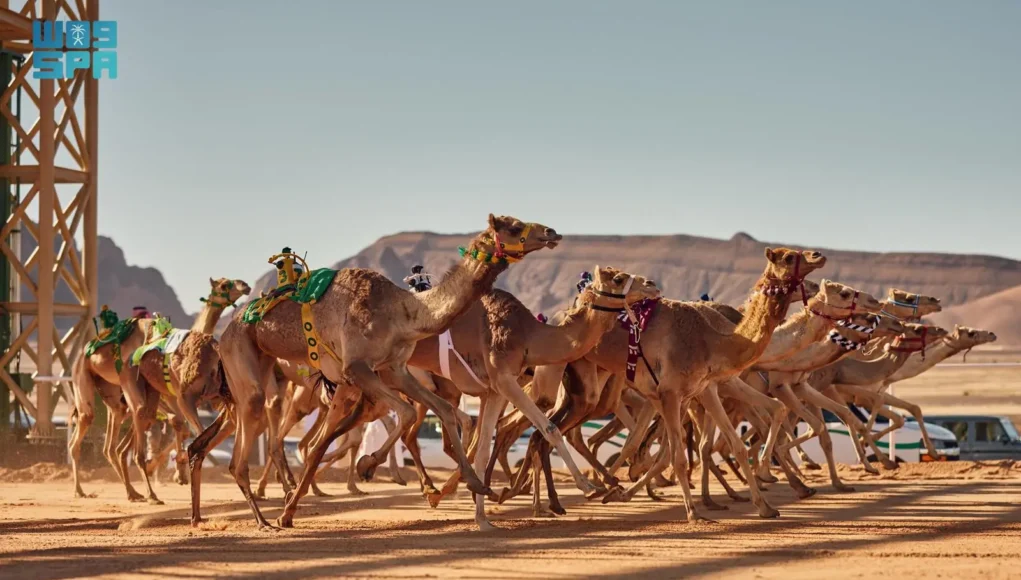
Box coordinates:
[685,302,741,335]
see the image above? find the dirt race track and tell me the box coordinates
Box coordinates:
[1,462,1021,579]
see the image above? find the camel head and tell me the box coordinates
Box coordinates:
[587,265,661,307]
[762,247,826,287]
[883,288,942,319]
[203,277,252,309]
[471,214,562,262]
[889,322,949,354]
[811,280,884,318]
[947,325,998,349]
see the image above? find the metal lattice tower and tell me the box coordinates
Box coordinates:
[0,0,99,437]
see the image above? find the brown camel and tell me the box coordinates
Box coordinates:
[117,278,251,503]
[510,247,827,522]
[400,266,659,527]
[206,214,560,530]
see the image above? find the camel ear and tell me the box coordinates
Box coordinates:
[487,213,497,230]
[593,265,602,277]
[209,277,215,288]
[764,247,776,261]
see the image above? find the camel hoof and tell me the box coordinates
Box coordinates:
[275,515,294,529]
[425,491,444,508]
[173,472,188,486]
[802,462,822,471]
[258,523,281,533]
[147,497,165,506]
[690,514,719,524]
[496,487,515,505]
[727,493,751,503]
[128,493,146,503]
[756,472,779,484]
[356,455,379,481]
[549,503,567,516]
[347,487,369,497]
[584,487,609,501]
[190,518,204,527]
[533,508,557,519]
[647,490,666,502]
[834,484,856,493]
[758,505,781,519]
[703,498,729,511]
[467,481,497,502]
[477,520,500,532]
[863,465,880,475]
[253,491,268,501]
[422,485,440,497]
[794,486,817,500]
[601,487,627,504]
[391,477,408,486]
[312,488,331,498]
[882,460,899,470]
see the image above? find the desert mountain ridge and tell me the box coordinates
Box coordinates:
[228,230,1021,344]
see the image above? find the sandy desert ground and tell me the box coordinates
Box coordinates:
[1,360,1020,579]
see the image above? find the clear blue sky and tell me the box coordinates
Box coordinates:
[97,1,1020,311]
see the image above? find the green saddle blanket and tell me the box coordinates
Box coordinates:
[242,268,337,324]
[84,317,140,374]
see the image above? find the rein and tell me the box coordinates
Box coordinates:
[809,290,860,323]
[882,295,922,321]
[891,326,930,360]
[615,277,661,386]
[756,254,809,307]
[581,279,627,314]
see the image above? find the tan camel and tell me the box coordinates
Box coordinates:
[811,322,951,461]
[206,215,560,530]
[116,278,251,503]
[401,266,659,526]
[859,325,997,446]
[511,248,827,522]
[566,281,883,511]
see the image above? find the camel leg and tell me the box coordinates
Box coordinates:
[798,382,883,474]
[659,391,705,521]
[487,407,535,493]
[773,384,852,492]
[368,366,491,499]
[697,412,729,510]
[402,401,437,495]
[861,386,938,458]
[229,396,276,530]
[607,402,658,474]
[127,382,164,505]
[820,383,895,470]
[278,363,415,528]
[469,393,505,531]
[379,413,408,485]
[111,417,144,501]
[187,405,232,526]
[168,414,191,485]
[718,377,784,484]
[566,425,618,487]
[495,373,601,500]
[587,416,624,458]
[261,368,297,493]
[868,404,908,447]
[699,384,778,519]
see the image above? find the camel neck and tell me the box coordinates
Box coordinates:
[412,254,506,337]
[835,348,913,384]
[886,339,959,384]
[527,304,619,366]
[718,272,794,371]
[757,308,832,366]
[191,305,225,334]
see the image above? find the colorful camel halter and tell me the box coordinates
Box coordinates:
[459,224,531,265]
[200,280,240,310]
[756,253,809,307]
[810,290,860,323]
[611,277,660,385]
[891,327,930,360]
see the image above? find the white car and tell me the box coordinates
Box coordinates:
[779,406,960,464]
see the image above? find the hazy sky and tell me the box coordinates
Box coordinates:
[94,1,1020,311]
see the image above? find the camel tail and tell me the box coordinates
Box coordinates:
[216,360,233,405]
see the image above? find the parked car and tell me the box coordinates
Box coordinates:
[782,405,960,465]
[914,415,1021,461]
